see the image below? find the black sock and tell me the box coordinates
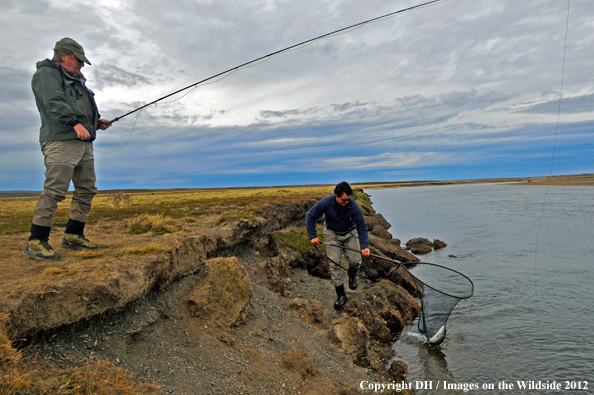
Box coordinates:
[65,219,85,235]
[29,224,51,241]
[335,284,345,297]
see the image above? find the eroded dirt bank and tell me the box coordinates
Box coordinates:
[2,189,427,394]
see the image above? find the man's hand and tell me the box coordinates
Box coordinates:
[361,248,370,257]
[311,238,320,246]
[98,119,112,130]
[74,123,90,140]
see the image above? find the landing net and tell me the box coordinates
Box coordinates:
[402,262,474,345]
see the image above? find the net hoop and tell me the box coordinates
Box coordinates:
[401,261,474,300]
[320,241,474,299]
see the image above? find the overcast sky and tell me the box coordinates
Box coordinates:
[1,0,593,190]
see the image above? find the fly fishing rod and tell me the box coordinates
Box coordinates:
[108,0,448,124]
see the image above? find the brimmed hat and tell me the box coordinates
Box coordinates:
[54,37,91,65]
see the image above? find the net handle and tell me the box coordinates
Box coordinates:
[320,241,474,299]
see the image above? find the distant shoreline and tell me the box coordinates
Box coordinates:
[1,173,592,198]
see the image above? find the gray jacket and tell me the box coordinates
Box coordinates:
[31,59,100,142]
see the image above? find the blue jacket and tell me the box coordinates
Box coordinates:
[306,195,369,249]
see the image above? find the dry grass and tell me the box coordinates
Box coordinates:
[0,327,158,394]
[127,214,176,235]
[107,192,132,208]
[0,186,333,331]
[0,185,334,393]
[505,174,594,186]
[207,259,252,311]
[123,243,166,256]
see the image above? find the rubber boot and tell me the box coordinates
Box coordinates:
[334,284,347,310]
[348,268,358,290]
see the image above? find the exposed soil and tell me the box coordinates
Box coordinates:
[1,188,433,394]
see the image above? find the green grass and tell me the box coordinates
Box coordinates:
[353,190,374,216]
[270,226,327,254]
[270,228,312,253]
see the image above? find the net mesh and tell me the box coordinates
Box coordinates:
[403,262,474,345]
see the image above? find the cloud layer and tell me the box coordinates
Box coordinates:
[1,0,593,190]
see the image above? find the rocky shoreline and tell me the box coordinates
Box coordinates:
[1,189,446,394]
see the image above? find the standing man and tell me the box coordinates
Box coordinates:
[25,37,112,260]
[306,181,370,309]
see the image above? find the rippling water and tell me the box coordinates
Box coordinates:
[369,184,594,394]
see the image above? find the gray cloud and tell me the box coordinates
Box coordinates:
[259,107,320,119]
[518,93,594,114]
[1,0,594,189]
[91,64,152,90]
[0,67,34,102]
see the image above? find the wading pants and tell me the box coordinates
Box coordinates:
[32,140,97,227]
[324,228,362,287]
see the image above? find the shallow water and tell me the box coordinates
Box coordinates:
[369,184,594,394]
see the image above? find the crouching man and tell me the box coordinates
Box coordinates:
[306,181,370,309]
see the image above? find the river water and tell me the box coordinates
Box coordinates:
[368,183,594,394]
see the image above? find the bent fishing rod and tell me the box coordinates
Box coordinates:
[108,0,447,124]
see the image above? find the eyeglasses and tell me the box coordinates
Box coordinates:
[336,195,351,203]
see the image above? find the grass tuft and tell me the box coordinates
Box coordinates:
[108,192,132,208]
[128,214,175,235]
[206,260,252,311]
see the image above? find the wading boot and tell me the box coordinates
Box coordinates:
[348,268,358,290]
[334,284,348,310]
[61,234,100,250]
[24,239,62,260]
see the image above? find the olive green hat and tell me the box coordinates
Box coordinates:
[54,37,91,65]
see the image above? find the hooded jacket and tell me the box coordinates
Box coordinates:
[31,59,100,142]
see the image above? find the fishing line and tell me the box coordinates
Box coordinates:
[95,109,142,153]
[97,0,449,153]
[533,0,570,330]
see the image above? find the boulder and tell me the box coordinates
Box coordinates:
[343,280,420,344]
[369,235,416,262]
[328,315,370,367]
[370,225,392,240]
[434,239,447,249]
[385,265,419,296]
[364,213,391,231]
[406,238,433,255]
[388,360,409,383]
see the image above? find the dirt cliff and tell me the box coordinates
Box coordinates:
[1,188,420,394]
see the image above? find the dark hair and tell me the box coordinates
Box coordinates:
[334,181,353,197]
